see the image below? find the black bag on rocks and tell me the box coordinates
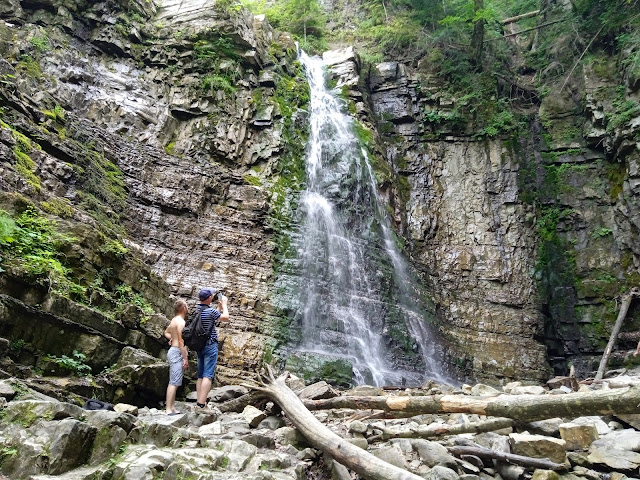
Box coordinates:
[182,305,214,352]
[83,399,114,411]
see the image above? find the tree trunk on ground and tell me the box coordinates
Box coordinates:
[448,446,568,471]
[373,417,515,442]
[303,386,640,421]
[250,368,425,480]
[218,391,267,413]
[595,288,640,380]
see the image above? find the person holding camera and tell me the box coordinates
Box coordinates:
[194,287,229,413]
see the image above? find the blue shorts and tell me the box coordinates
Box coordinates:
[196,342,218,380]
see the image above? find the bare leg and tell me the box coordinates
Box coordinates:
[196,378,203,403]
[166,385,178,413]
[197,377,212,405]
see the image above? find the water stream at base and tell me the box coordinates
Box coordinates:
[292,50,447,386]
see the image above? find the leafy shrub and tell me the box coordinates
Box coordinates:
[0,208,85,296]
[44,350,92,376]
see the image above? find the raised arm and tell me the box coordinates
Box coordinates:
[217,295,230,322]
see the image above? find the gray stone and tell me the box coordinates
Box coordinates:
[526,418,565,437]
[275,426,306,448]
[531,470,560,480]
[296,447,318,460]
[0,379,16,400]
[509,385,546,395]
[347,385,385,396]
[425,465,460,480]
[591,429,640,451]
[587,447,640,470]
[209,385,249,402]
[298,381,338,400]
[412,439,458,469]
[470,384,501,397]
[257,415,285,430]
[348,420,368,434]
[509,433,567,464]
[115,346,160,369]
[39,418,96,475]
[569,416,610,436]
[242,405,267,428]
[84,410,136,432]
[496,463,525,480]
[114,403,138,415]
[347,437,368,450]
[2,400,84,426]
[372,444,409,469]
[559,422,598,450]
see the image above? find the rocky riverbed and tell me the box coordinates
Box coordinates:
[3,369,640,480]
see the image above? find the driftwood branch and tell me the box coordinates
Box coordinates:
[595,288,640,380]
[373,417,514,442]
[257,366,424,480]
[304,386,640,421]
[486,19,566,41]
[448,446,568,471]
[502,10,540,24]
[559,25,604,93]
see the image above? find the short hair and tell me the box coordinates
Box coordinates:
[174,299,188,314]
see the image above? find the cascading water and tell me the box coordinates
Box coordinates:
[290,50,446,386]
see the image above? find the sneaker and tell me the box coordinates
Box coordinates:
[194,406,216,415]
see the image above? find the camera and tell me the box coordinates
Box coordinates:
[214,291,224,301]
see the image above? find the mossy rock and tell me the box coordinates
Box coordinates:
[285,353,353,388]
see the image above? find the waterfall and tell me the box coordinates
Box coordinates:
[290,50,446,387]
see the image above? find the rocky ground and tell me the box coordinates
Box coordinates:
[3,369,640,480]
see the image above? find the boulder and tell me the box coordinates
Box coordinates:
[526,418,564,437]
[274,426,307,448]
[559,421,598,450]
[412,439,458,469]
[257,415,285,430]
[509,433,567,464]
[348,420,368,434]
[591,429,640,451]
[546,376,579,391]
[242,405,267,428]
[0,379,16,400]
[2,400,84,427]
[114,403,139,416]
[470,384,501,397]
[587,447,640,470]
[209,385,249,402]
[532,470,560,480]
[36,418,97,475]
[372,444,409,469]
[497,463,525,480]
[115,346,160,369]
[510,385,546,395]
[568,416,610,436]
[347,385,385,396]
[424,465,460,480]
[298,381,338,400]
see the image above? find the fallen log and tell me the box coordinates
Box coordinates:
[250,367,424,480]
[303,385,640,421]
[218,390,267,413]
[448,446,568,472]
[501,10,540,24]
[595,288,640,380]
[373,417,515,442]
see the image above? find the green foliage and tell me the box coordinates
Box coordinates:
[44,350,92,376]
[17,55,42,79]
[591,227,613,239]
[201,74,237,95]
[607,86,640,132]
[9,338,25,352]
[243,174,262,186]
[100,239,128,258]
[164,141,176,155]
[0,208,85,297]
[41,197,74,218]
[42,105,66,123]
[29,33,50,53]
[220,456,230,468]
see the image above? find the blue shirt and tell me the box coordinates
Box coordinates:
[198,304,221,344]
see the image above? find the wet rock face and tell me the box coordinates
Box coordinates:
[331,46,640,382]
[0,0,309,381]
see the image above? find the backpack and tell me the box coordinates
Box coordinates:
[83,399,114,411]
[182,305,215,352]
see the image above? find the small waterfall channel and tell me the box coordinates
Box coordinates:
[290,50,446,387]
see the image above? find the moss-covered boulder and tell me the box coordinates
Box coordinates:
[284,353,353,388]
